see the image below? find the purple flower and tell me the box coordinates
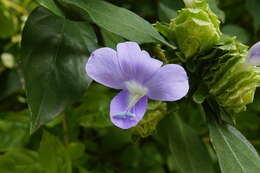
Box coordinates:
[247,41,260,66]
[86,42,189,129]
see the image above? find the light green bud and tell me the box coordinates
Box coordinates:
[169,6,221,59]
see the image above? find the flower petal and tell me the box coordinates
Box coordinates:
[247,41,260,66]
[110,90,147,129]
[86,47,124,89]
[145,64,189,101]
[116,42,163,83]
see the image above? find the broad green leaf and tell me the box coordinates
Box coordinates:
[209,119,260,173]
[37,0,64,17]
[39,131,71,173]
[157,114,215,173]
[59,0,175,49]
[0,6,18,38]
[0,149,45,173]
[246,0,260,31]
[21,7,97,131]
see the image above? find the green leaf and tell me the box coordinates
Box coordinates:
[39,131,72,173]
[21,7,97,131]
[157,114,215,173]
[209,119,260,173]
[59,0,175,49]
[37,0,64,17]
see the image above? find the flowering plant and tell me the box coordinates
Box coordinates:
[0,0,260,172]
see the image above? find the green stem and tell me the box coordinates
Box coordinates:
[62,113,69,146]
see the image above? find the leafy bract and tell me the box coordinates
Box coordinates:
[21,7,97,132]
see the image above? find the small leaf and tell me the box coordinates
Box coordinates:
[59,0,175,49]
[157,114,215,173]
[209,118,260,173]
[39,131,72,173]
[21,7,97,131]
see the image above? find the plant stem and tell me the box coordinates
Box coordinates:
[62,113,69,146]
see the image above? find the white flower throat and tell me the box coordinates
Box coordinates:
[125,80,148,111]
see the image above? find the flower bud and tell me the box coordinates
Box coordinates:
[169,6,220,59]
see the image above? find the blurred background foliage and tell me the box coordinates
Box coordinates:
[0,0,259,172]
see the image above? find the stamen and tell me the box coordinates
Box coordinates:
[125,80,148,110]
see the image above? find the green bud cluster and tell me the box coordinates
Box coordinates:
[131,101,167,138]
[169,3,220,59]
[199,37,260,114]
